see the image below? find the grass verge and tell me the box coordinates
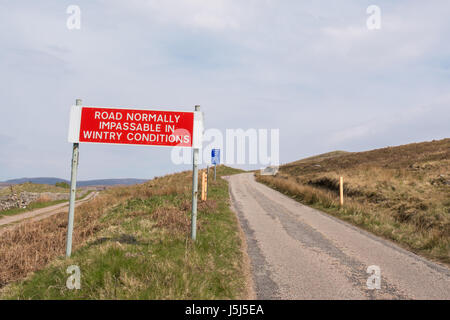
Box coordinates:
[0,166,248,299]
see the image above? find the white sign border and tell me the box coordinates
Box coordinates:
[68,105,203,149]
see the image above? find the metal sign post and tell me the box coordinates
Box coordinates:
[191,105,201,241]
[66,98,81,257]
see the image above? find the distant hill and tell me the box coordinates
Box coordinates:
[3,177,67,185]
[282,138,450,175]
[1,177,148,186]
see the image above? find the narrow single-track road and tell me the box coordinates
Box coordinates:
[0,191,98,232]
[227,173,450,299]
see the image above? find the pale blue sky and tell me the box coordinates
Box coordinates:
[0,1,449,180]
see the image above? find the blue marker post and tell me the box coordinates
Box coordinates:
[211,148,220,181]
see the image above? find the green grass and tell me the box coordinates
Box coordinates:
[0,166,248,299]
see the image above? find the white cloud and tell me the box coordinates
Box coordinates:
[329,101,450,146]
[191,12,239,30]
[0,1,449,179]
[115,0,244,31]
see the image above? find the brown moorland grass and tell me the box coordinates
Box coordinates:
[0,194,120,287]
[256,138,450,264]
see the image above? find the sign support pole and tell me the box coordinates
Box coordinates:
[214,164,216,181]
[66,99,81,258]
[191,105,200,241]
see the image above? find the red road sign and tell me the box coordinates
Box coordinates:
[68,106,203,148]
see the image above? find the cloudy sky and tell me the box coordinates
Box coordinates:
[0,0,449,181]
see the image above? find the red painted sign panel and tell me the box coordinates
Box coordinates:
[69,106,199,147]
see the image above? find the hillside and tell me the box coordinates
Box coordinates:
[288,150,350,165]
[257,138,450,264]
[2,177,148,186]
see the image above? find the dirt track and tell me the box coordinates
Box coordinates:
[227,173,450,300]
[0,192,98,232]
